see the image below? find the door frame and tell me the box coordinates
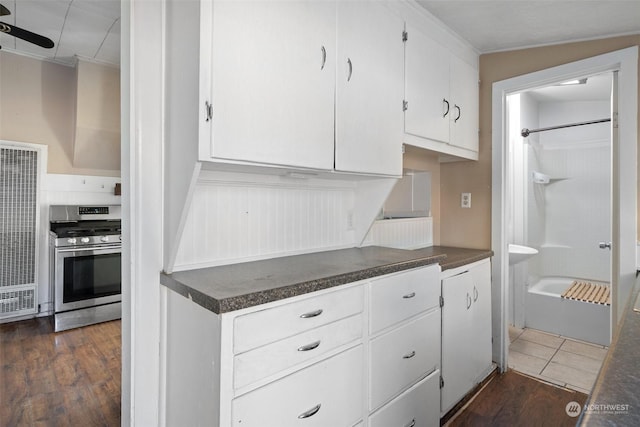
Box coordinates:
[491,47,638,371]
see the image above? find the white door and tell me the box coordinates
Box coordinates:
[440,271,475,413]
[449,55,479,152]
[335,2,404,176]
[211,0,335,170]
[404,24,450,144]
[469,261,492,382]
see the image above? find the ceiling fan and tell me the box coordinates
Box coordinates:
[0,3,54,49]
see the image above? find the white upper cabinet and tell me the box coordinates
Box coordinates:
[404,25,450,144]
[203,0,404,176]
[404,23,479,160]
[335,2,405,176]
[210,0,336,170]
[449,54,479,152]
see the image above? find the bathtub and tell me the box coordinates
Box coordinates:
[525,277,610,346]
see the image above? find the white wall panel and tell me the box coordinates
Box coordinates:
[173,172,357,270]
[365,217,433,250]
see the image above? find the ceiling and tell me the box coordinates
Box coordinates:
[1,1,639,69]
[417,0,640,53]
[0,0,120,67]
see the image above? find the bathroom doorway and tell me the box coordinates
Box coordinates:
[491,47,638,374]
[507,73,613,347]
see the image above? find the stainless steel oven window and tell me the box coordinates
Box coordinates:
[54,246,121,312]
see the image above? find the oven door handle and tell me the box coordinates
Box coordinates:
[55,245,121,254]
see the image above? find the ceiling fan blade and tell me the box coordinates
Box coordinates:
[0,22,54,48]
[0,4,10,17]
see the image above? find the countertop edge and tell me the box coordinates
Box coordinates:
[161,246,492,315]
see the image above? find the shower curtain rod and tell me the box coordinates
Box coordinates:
[521,117,611,138]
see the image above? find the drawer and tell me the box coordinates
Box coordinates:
[234,313,363,389]
[370,265,440,334]
[369,309,440,410]
[369,370,440,427]
[234,285,364,354]
[232,345,364,427]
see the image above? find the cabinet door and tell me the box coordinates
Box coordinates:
[449,55,479,152]
[335,2,404,176]
[369,370,440,427]
[232,345,363,427]
[440,270,475,414]
[469,260,492,383]
[211,0,335,170]
[404,24,450,144]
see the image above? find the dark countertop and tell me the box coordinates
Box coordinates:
[579,275,640,426]
[160,245,493,314]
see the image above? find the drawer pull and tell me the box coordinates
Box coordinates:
[300,309,323,319]
[402,350,416,359]
[298,403,321,419]
[405,419,416,427]
[402,292,416,299]
[297,340,321,352]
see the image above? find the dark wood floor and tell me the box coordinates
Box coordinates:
[0,317,121,426]
[447,370,589,427]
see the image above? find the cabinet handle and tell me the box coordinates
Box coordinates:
[204,101,213,122]
[455,104,461,122]
[297,340,321,352]
[347,58,353,82]
[405,419,416,427]
[300,308,323,319]
[402,350,416,359]
[298,403,321,419]
[402,292,416,299]
[466,293,472,310]
[473,285,478,302]
[443,98,450,118]
[320,46,326,70]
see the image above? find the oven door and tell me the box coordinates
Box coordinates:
[54,245,122,312]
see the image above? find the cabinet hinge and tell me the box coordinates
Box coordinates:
[613,111,619,128]
[440,376,445,389]
[402,30,408,42]
[439,295,444,308]
[402,100,408,112]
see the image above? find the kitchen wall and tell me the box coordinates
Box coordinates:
[0,51,120,176]
[403,146,441,245]
[440,34,640,248]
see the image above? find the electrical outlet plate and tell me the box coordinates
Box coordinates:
[461,193,471,208]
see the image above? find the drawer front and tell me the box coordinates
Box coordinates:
[232,345,364,427]
[370,265,440,334]
[369,309,440,410]
[234,314,363,389]
[234,285,364,354]
[369,370,440,427]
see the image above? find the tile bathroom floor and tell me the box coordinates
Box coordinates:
[508,326,608,394]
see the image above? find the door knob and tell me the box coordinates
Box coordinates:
[598,242,612,250]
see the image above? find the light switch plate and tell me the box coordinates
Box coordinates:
[461,193,471,208]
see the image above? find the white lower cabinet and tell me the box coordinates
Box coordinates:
[164,264,444,426]
[369,370,440,427]
[440,258,492,415]
[232,345,364,427]
[369,310,440,411]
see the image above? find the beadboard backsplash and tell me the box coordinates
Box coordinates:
[173,171,360,270]
[364,217,433,249]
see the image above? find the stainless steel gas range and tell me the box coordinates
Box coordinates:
[49,205,121,332]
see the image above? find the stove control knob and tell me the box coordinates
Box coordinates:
[81,237,90,243]
[100,236,109,243]
[67,238,77,245]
